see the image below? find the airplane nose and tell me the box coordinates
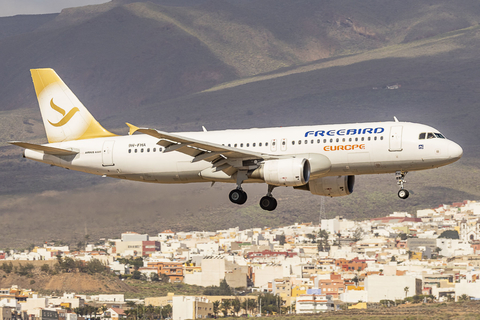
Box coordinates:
[449,142,463,160]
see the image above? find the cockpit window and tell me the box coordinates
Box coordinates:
[427,132,435,139]
[419,133,426,140]
[434,133,446,139]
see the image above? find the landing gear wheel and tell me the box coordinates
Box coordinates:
[398,189,409,199]
[260,196,277,211]
[229,189,247,204]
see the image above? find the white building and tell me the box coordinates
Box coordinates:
[364,275,421,302]
[172,296,212,320]
[296,294,334,313]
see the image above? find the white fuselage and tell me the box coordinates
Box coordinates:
[24,121,463,184]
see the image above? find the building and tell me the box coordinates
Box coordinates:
[364,275,422,302]
[148,262,184,283]
[295,294,334,313]
[334,258,367,272]
[318,274,345,299]
[172,296,213,320]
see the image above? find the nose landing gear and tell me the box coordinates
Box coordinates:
[396,171,409,199]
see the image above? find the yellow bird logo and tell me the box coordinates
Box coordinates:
[48,99,79,127]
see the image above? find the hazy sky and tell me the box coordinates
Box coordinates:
[0,0,110,17]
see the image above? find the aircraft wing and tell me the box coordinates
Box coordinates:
[127,123,278,175]
[9,141,79,155]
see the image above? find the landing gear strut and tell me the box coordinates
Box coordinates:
[260,185,277,211]
[229,170,248,205]
[395,171,409,199]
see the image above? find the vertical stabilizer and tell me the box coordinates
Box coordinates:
[31,68,116,143]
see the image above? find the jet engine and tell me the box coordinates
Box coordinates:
[296,175,355,197]
[250,158,310,186]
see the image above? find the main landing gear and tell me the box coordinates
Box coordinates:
[396,171,409,199]
[259,185,277,211]
[228,171,278,211]
[229,185,278,211]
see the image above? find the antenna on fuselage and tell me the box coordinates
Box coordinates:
[394,116,399,122]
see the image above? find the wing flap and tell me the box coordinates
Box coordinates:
[9,141,79,155]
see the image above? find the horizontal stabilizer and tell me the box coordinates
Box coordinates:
[9,141,79,155]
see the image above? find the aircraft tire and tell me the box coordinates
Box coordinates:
[229,189,247,204]
[260,196,277,211]
[398,189,409,199]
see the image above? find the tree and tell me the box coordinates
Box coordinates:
[352,275,359,287]
[150,272,160,282]
[131,271,142,280]
[161,305,172,319]
[438,230,459,239]
[306,234,316,243]
[203,279,232,295]
[232,298,241,316]
[458,294,470,302]
[404,286,409,298]
[221,299,231,317]
[277,235,286,245]
[352,227,363,242]
[212,301,220,318]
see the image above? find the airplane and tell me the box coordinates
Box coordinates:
[10,69,463,211]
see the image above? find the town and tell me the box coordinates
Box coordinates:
[1,200,480,320]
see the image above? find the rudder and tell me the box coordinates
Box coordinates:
[31,68,116,143]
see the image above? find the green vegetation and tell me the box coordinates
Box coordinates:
[438,230,460,239]
[203,279,233,295]
[54,256,107,275]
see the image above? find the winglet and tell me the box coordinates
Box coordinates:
[126,123,139,135]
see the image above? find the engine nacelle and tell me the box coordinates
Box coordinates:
[301,175,355,197]
[251,158,310,186]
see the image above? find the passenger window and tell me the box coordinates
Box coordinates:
[419,133,426,140]
[135,149,138,153]
[272,141,276,146]
[361,137,364,141]
[292,141,295,145]
[374,137,377,141]
[342,138,345,142]
[380,136,384,140]
[305,140,308,144]
[330,139,333,143]
[128,149,131,153]
[355,138,358,142]
[311,140,314,144]
[259,143,262,147]
[317,139,320,144]
[147,148,150,152]
[298,140,302,145]
[246,143,249,147]
[265,142,268,146]
[240,143,244,147]
[336,138,339,143]
[141,148,144,153]
[349,138,352,142]
[282,141,286,146]
[367,137,371,141]
[228,144,231,147]
[253,143,256,147]
[323,139,327,143]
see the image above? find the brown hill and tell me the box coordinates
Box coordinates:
[0,261,132,294]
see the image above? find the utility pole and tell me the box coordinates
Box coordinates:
[319,196,325,226]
